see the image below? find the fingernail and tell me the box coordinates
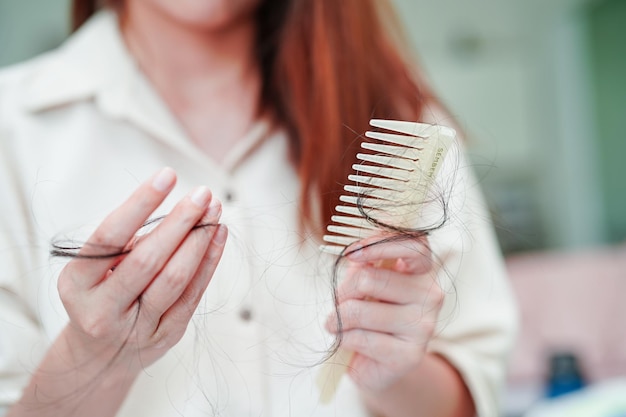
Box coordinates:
[207,199,222,218]
[214,224,228,244]
[152,167,176,192]
[191,186,211,208]
[395,258,410,272]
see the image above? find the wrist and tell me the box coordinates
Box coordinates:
[359,353,475,417]
[59,325,142,384]
[6,326,141,417]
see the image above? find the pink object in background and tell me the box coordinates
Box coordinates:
[506,243,626,385]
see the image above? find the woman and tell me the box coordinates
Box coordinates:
[0,0,516,416]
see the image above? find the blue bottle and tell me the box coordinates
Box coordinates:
[546,352,585,398]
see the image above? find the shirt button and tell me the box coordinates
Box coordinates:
[239,308,253,322]
[224,190,235,202]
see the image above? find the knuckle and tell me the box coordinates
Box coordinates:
[373,335,390,357]
[402,316,420,336]
[429,283,445,306]
[57,275,75,304]
[80,314,111,339]
[406,303,424,321]
[129,251,160,273]
[177,288,195,309]
[90,228,121,249]
[341,299,362,321]
[183,285,205,310]
[414,280,444,309]
[356,271,377,297]
[161,268,189,292]
[404,304,437,338]
[409,317,437,342]
[178,201,203,223]
[138,298,161,326]
[421,320,437,337]
[404,305,434,335]
[345,329,368,351]
[168,292,198,323]
[150,327,169,348]
[408,254,433,274]
[354,331,370,351]
[151,323,184,348]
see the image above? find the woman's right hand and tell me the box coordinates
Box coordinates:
[57,167,228,374]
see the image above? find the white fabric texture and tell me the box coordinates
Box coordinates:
[0,11,517,417]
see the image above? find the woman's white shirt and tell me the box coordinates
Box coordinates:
[0,11,517,417]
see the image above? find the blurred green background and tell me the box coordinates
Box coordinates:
[0,0,624,254]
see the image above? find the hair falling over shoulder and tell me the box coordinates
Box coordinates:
[71,0,435,235]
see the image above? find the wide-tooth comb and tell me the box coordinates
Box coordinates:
[316,120,456,403]
[319,119,456,257]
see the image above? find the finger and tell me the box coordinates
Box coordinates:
[138,199,222,326]
[346,236,432,273]
[326,298,439,338]
[336,264,437,305]
[154,224,228,345]
[66,168,177,289]
[106,186,214,310]
[339,329,426,369]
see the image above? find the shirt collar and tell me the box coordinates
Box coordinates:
[21,10,274,173]
[22,11,131,113]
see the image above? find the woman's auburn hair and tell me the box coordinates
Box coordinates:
[72,0,434,235]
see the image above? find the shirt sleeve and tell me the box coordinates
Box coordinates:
[427,142,519,417]
[0,121,47,409]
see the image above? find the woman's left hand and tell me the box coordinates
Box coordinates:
[325,234,444,392]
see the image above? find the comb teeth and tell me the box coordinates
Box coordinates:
[364,131,426,148]
[322,234,360,247]
[339,195,386,209]
[343,185,398,202]
[347,175,406,192]
[327,225,379,238]
[330,215,378,230]
[320,120,455,255]
[356,153,415,171]
[352,164,410,181]
[360,142,422,160]
[370,119,456,138]
[334,204,381,217]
